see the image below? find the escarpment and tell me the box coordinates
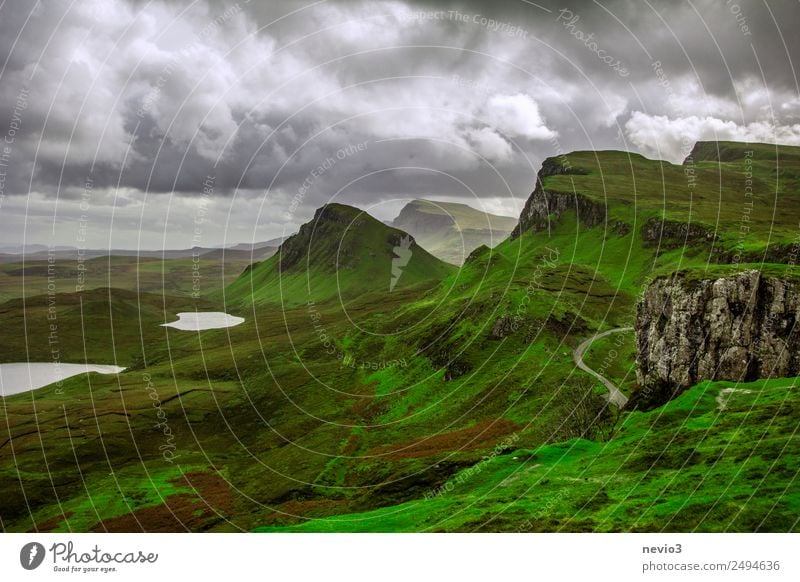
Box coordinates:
[631,269,800,409]
[640,217,800,265]
[640,217,718,249]
[511,158,603,238]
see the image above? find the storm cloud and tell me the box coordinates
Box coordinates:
[1,0,798,247]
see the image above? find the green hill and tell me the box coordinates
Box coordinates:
[528,141,800,254]
[687,140,800,164]
[226,203,455,306]
[260,375,800,532]
[2,141,799,534]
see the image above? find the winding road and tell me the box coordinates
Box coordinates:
[573,327,634,408]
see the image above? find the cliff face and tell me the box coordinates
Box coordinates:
[633,269,800,408]
[511,158,604,238]
[640,217,718,249]
[639,217,799,265]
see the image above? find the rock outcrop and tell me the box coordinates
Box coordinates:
[641,217,718,249]
[632,269,800,409]
[511,158,603,238]
[713,242,800,266]
[638,216,800,266]
[489,314,518,339]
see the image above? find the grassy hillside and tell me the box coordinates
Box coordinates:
[395,199,518,231]
[226,203,455,306]
[0,253,263,304]
[542,141,800,250]
[260,376,800,532]
[1,141,799,533]
[0,287,218,364]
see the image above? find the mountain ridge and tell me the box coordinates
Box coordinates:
[392,199,518,265]
[228,202,455,305]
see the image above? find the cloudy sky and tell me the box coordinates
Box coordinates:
[0,0,798,249]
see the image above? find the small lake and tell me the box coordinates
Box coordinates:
[162,312,245,331]
[0,363,125,397]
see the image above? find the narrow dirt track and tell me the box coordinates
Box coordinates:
[573,327,634,408]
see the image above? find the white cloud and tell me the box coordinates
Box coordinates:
[595,93,628,128]
[661,78,741,120]
[625,111,800,162]
[781,98,800,121]
[484,93,557,140]
[463,127,512,162]
[2,0,799,247]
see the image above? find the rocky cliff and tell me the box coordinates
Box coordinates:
[511,158,603,238]
[640,217,799,265]
[640,217,719,249]
[632,269,800,409]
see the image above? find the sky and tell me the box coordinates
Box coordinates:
[0,0,799,249]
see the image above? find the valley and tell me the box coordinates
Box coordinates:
[1,141,798,533]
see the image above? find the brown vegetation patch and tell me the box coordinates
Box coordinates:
[365,418,520,460]
[29,511,74,532]
[90,470,233,532]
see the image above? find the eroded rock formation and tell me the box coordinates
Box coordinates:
[632,269,800,408]
[511,159,603,238]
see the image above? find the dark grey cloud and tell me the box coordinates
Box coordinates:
[0,0,799,247]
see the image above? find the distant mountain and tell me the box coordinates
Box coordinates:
[228,203,455,305]
[199,246,277,261]
[0,244,76,256]
[0,242,280,263]
[391,199,517,265]
[225,237,286,252]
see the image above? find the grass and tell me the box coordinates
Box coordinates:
[397,199,518,231]
[226,203,455,306]
[258,376,800,532]
[0,254,254,304]
[1,141,799,533]
[543,142,800,248]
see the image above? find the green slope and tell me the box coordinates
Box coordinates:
[540,141,800,250]
[2,141,799,534]
[395,199,518,231]
[0,253,262,304]
[260,376,800,532]
[226,203,455,306]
